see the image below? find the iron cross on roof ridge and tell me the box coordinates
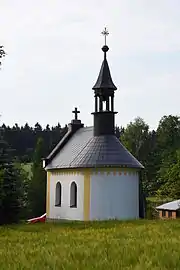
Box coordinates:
[101,27,109,45]
[72,107,80,120]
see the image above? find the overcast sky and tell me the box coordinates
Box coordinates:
[0,0,179,130]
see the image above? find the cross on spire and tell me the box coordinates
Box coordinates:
[72,107,80,120]
[101,27,109,45]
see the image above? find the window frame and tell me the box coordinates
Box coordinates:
[55,182,62,207]
[70,181,77,208]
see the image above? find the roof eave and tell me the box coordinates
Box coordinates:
[46,164,144,170]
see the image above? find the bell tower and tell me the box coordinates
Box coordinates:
[92,28,118,136]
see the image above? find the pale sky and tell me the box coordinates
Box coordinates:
[0,0,179,130]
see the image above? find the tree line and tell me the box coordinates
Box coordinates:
[121,115,180,200]
[1,123,122,163]
[1,115,180,199]
[1,122,68,162]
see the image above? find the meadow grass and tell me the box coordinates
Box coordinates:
[1,219,180,270]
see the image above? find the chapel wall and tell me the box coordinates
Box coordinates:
[47,170,84,220]
[90,169,139,220]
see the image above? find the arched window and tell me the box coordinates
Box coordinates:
[70,181,77,208]
[55,182,62,206]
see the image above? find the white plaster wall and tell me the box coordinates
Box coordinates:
[90,172,139,220]
[48,173,84,220]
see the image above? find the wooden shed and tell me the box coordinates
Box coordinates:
[156,200,180,219]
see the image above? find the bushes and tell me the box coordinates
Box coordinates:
[146,200,158,219]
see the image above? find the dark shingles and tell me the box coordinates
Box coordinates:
[92,46,117,91]
[46,127,144,170]
[69,135,143,168]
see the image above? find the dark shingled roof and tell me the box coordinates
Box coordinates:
[92,45,117,90]
[69,135,143,168]
[45,127,144,170]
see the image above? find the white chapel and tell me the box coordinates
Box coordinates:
[43,30,144,221]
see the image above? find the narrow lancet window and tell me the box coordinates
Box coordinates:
[70,181,77,208]
[55,182,62,207]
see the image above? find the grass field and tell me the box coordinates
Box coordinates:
[1,220,180,270]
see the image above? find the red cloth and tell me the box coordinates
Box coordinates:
[27,213,46,224]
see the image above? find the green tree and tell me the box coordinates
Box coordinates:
[28,137,46,217]
[156,115,180,193]
[14,161,30,219]
[156,115,180,151]
[0,129,24,224]
[0,46,6,66]
[120,117,154,194]
[0,169,4,209]
[156,115,180,164]
[120,117,149,160]
[157,150,180,199]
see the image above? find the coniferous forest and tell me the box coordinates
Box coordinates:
[1,115,180,198]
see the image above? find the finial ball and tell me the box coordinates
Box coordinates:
[102,45,109,52]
